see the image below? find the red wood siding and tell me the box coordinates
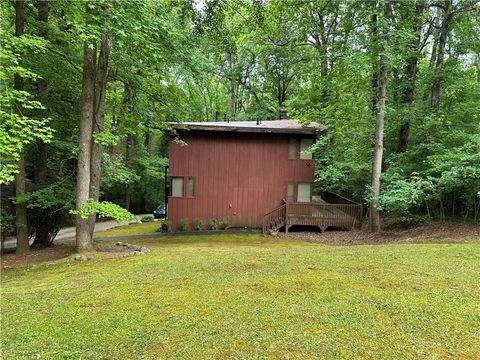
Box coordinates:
[168,131,315,230]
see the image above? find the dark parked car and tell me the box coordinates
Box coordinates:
[153,203,166,219]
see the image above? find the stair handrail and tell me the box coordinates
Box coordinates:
[262,201,287,234]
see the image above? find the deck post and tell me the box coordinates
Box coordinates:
[285,202,289,234]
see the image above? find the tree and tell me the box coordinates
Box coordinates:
[13,0,29,255]
[370,1,393,232]
[76,3,112,252]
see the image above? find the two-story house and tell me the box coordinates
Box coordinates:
[167,119,362,233]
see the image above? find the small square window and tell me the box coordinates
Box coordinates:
[187,177,195,197]
[171,177,184,197]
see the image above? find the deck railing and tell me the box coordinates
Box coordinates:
[286,202,363,231]
[320,191,361,206]
[262,198,363,234]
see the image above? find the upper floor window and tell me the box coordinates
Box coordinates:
[300,138,314,159]
[289,137,314,159]
[289,138,298,159]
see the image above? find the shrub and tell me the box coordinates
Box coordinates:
[220,216,231,230]
[156,220,171,233]
[209,218,218,230]
[141,215,154,222]
[194,218,205,231]
[179,218,189,232]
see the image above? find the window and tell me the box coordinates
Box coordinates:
[300,138,314,160]
[297,183,312,203]
[289,138,298,159]
[287,182,295,202]
[171,177,184,197]
[187,177,195,197]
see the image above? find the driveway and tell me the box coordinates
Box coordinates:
[2,216,147,250]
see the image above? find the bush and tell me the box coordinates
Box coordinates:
[194,218,205,231]
[209,218,218,230]
[179,218,189,232]
[220,216,231,230]
[156,220,171,233]
[141,215,154,222]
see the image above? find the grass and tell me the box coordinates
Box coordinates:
[2,233,480,359]
[93,221,160,238]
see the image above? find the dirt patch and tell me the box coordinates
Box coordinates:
[1,242,145,269]
[1,244,76,268]
[279,222,480,245]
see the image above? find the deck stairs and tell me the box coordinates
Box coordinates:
[262,202,286,234]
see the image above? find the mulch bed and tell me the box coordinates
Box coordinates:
[279,222,480,245]
[1,244,76,268]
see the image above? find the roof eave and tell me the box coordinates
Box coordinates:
[168,123,326,135]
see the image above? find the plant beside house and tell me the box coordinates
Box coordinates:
[220,217,231,230]
[209,218,218,230]
[194,218,205,231]
[179,218,189,232]
[156,220,171,233]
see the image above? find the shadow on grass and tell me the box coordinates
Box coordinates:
[101,234,295,248]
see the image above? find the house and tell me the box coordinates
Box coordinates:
[167,119,362,233]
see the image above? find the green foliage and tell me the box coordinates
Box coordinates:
[209,217,218,230]
[220,216,231,230]
[0,32,53,184]
[0,213,15,237]
[141,215,154,223]
[179,218,189,232]
[0,0,478,230]
[14,185,75,211]
[101,153,140,189]
[194,218,205,231]
[70,200,135,222]
[378,171,434,218]
[156,220,172,233]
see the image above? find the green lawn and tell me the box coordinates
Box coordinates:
[93,221,160,238]
[2,234,480,359]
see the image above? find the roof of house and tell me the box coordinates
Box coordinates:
[168,119,326,135]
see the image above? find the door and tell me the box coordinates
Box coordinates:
[297,183,311,203]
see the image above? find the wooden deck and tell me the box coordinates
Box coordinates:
[285,202,362,232]
[262,193,363,234]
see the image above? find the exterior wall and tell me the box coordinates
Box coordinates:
[168,130,315,230]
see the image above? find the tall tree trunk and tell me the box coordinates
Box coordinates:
[227,53,236,121]
[431,0,452,111]
[428,8,441,69]
[146,131,154,156]
[125,134,135,211]
[88,34,112,238]
[369,10,379,114]
[15,154,29,254]
[75,35,96,253]
[398,0,424,152]
[14,0,29,255]
[32,0,51,247]
[369,1,392,233]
